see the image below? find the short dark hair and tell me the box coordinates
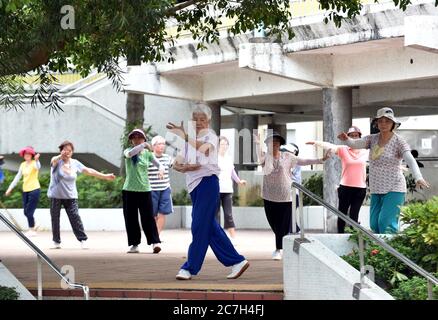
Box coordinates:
[411,149,419,158]
[58,140,74,152]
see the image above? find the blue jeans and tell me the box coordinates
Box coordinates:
[370,192,405,234]
[22,188,40,228]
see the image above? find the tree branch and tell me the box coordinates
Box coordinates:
[167,0,200,17]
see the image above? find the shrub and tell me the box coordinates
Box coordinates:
[302,173,323,206]
[0,286,20,300]
[341,197,438,299]
[0,170,124,208]
[390,274,438,300]
[172,189,191,205]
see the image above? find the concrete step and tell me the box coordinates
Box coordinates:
[29,288,283,300]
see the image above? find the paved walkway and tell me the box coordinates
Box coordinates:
[0,229,283,296]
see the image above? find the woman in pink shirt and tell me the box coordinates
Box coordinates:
[307,126,368,233]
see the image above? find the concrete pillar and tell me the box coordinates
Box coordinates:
[234,114,259,171]
[268,123,287,140]
[207,101,224,136]
[322,88,352,233]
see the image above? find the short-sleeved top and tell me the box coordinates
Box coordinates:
[123,149,154,192]
[48,159,85,199]
[262,152,298,202]
[184,130,220,193]
[337,147,368,188]
[148,153,173,191]
[365,133,411,194]
[218,154,235,193]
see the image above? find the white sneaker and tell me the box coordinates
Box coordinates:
[25,230,37,237]
[80,240,89,250]
[51,242,61,249]
[176,269,192,280]
[227,260,250,279]
[272,249,282,261]
[152,243,161,254]
[127,245,139,253]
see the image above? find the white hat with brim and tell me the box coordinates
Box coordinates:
[128,129,147,140]
[374,107,401,129]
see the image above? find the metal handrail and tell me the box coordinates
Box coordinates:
[0,209,90,300]
[291,181,438,299]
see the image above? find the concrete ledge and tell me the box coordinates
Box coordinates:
[283,235,393,300]
[0,262,35,300]
[0,206,371,231]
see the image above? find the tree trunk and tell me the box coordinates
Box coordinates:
[120,55,145,176]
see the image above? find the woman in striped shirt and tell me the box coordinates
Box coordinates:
[148,135,174,235]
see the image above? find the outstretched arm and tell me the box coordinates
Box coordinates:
[124,142,152,158]
[296,158,324,166]
[5,168,22,196]
[82,167,116,181]
[306,140,341,156]
[402,151,430,189]
[337,133,367,149]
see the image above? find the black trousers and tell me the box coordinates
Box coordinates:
[337,185,367,233]
[263,199,292,250]
[50,198,87,243]
[215,193,235,229]
[122,190,161,246]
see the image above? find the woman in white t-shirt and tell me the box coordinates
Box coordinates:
[216,136,246,240]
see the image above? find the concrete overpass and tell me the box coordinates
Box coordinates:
[122,0,438,231]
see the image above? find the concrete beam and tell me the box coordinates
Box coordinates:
[123,65,203,101]
[358,85,438,106]
[333,47,438,86]
[239,43,333,87]
[405,15,438,53]
[203,68,317,101]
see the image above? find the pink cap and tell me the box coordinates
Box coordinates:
[19,146,36,157]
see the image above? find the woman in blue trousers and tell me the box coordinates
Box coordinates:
[167,102,249,280]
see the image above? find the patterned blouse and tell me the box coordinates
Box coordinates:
[365,133,411,194]
[261,152,321,202]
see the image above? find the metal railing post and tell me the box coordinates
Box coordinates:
[358,233,366,285]
[292,186,297,234]
[299,190,305,240]
[37,256,43,300]
[83,286,90,300]
[293,189,310,254]
[427,280,434,300]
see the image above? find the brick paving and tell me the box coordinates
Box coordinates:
[0,229,283,299]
